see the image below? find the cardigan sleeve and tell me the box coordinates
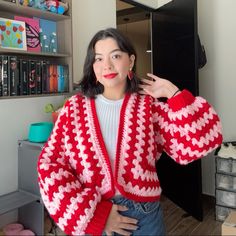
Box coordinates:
[37,100,112,236]
[152,89,223,165]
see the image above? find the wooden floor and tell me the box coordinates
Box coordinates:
[161,195,222,235]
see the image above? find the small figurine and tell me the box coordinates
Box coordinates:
[18,0,29,6]
[57,1,69,15]
[28,0,35,7]
[33,0,47,11]
[45,0,59,13]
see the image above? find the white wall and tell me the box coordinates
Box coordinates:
[0,96,64,195]
[198,0,236,195]
[72,0,116,83]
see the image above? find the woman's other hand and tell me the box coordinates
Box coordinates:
[139,73,180,99]
[104,204,138,236]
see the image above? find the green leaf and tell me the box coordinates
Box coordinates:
[44,104,55,113]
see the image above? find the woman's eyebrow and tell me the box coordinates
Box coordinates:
[95,49,122,56]
[110,49,122,53]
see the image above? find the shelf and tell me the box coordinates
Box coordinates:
[0,48,70,58]
[216,203,236,210]
[0,190,40,215]
[0,92,71,100]
[18,140,45,149]
[216,170,236,177]
[0,1,70,21]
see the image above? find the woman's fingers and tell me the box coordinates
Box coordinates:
[120,215,138,225]
[147,73,160,81]
[139,84,147,90]
[140,78,154,85]
[115,228,132,236]
[117,205,128,211]
[119,222,138,231]
[138,89,147,95]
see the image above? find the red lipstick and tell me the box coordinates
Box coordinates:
[104,73,118,79]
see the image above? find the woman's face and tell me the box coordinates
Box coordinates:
[93,37,135,98]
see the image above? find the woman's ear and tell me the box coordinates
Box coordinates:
[130,55,135,68]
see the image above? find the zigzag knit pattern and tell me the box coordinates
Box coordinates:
[37,89,223,235]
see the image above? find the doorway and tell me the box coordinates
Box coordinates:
[116,1,152,78]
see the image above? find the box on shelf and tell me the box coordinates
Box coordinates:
[216,173,236,191]
[216,205,232,222]
[222,210,236,235]
[216,189,236,208]
[216,157,236,175]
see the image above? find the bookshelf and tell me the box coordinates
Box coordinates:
[0,141,45,235]
[0,0,73,98]
[0,190,40,216]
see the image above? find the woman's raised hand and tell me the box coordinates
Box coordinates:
[139,73,180,99]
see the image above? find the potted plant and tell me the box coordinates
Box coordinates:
[44,98,68,123]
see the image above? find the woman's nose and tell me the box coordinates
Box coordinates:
[103,58,113,69]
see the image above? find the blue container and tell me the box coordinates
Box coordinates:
[28,122,53,143]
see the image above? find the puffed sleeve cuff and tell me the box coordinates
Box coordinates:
[167,89,195,112]
[85,200,113,235]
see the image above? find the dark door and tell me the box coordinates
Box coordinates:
[152,0,202,221]
[121,0,203,221]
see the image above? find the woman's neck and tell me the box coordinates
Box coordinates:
[103,88,125,100]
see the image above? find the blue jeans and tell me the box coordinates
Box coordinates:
[103,196,166,236]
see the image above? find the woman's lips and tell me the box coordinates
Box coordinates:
[104,73,118,79]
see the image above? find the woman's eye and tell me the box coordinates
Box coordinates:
[94,57,102,62]
[112,54,121,59]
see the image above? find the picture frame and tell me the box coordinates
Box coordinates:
[14,16,41,53]
[0,18,27,51]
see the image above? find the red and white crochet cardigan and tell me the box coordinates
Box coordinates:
[38,90,222,235]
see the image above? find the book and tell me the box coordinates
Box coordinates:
[35,60,42,94]
[19,59,28,95]
[37,18,57,53]
[63,64,69,92]
[41,60,50,94]
[57,65,64,92]
[49,64,58,93]
[0,18,27,50]
[29,60,36,94]
[14,16,41,53]
[1,55,9,96]
[9,55,19,96]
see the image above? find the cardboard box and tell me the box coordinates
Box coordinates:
[222,210,236,235]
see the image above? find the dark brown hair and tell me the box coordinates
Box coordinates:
[78,28,139,98]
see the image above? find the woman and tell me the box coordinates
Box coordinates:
[38,28,223,236]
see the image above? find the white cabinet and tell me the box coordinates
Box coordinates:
[215,142,236,221]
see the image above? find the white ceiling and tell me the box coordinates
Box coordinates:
[116,0,172,10]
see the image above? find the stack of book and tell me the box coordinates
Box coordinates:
[0,55,69,97]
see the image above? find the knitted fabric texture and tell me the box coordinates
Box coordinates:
[37,89,223,235]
